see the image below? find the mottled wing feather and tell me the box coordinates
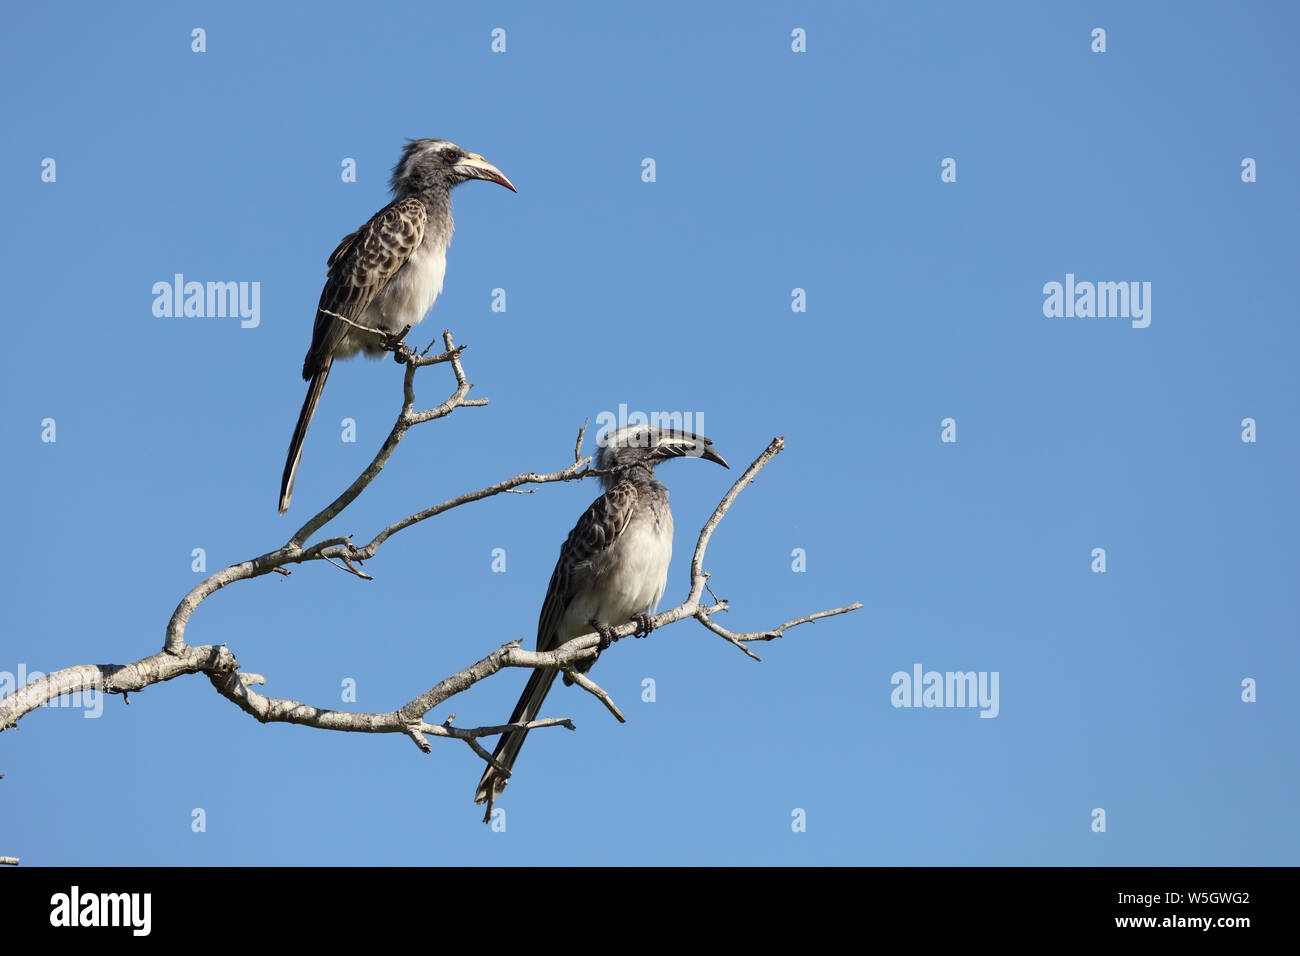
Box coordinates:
[302,196,427,377]
[535,481,639,652]
[325,230,359,270]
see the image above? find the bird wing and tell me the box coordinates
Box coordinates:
[301,195,427,378]
[535,480,639,652]
[473,480,640,811]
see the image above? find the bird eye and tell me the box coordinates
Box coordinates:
[441,148,461,164]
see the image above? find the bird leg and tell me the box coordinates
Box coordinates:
[632,613,655,639]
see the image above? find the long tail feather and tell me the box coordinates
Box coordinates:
[475,664,561,812]
[278,360,332,514]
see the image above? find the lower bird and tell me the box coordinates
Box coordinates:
[278,138,515,514]
[475,423,728,817]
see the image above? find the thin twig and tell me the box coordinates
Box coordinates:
[562,669,627,723]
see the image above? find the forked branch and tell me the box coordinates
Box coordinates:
[0,331,860,816]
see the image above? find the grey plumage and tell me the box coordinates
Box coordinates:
[279,138,515,514]
[474,424,728,815]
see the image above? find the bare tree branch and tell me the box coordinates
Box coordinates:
[562,669,627,723]
[0,333,861,813]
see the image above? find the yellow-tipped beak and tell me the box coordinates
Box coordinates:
[459,153,516,192]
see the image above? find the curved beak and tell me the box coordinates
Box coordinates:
[457,153,516,192]
[656,432,729,468]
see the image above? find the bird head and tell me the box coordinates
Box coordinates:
[390,138,516,195]
[595,424,729,487]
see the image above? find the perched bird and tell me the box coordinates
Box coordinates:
[475,424,728,815]
[278,138,515,513]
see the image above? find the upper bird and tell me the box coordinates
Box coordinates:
[474,424,728,818]
[278,138,515,514]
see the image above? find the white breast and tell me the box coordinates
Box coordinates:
[558,503,674,642]
[364,238,448,334]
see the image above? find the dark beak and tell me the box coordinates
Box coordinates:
[701,444,729,468]
[657,432,729,468]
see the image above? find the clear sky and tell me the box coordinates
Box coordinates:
[1,1,1296,865]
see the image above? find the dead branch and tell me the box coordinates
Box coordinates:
[0,332,860,812]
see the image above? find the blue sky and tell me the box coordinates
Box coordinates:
[1,1,1296,865]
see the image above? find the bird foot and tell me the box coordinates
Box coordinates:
[590,619,617,652]
[632,613,655,639]
[381,326,414,364]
